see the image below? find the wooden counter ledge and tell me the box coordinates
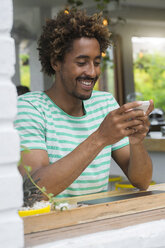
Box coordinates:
[144,137,165,152]
[24,183,165,247]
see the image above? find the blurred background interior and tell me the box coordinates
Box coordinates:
[12,0,165,132]
[12,0,165,184]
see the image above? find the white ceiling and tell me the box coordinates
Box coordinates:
[120,0,165,9]
[12,0,165,43]
[13,0,165,10]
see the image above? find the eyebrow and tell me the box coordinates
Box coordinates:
[75,55,101,60]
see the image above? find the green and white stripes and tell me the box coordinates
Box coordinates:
[15,90,129,197]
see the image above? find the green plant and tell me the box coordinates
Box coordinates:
[66,0,112,10]
[134,53,165,111]
[23,165,56,204]
[20,54,30,88]
[67,0,83,7]
[23,174,42,207]
[18,146,66,210]
[20,64,31,88]
[20,54,29,65]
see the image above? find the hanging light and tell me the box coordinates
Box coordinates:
[139,52,143,58]
[102,52,106,57]
[64,9,69,14]
[103,18,108,26]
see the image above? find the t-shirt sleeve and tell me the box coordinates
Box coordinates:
[112,136,129,151]
[14,98,47,151]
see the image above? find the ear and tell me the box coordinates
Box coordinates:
[50,58,61,72]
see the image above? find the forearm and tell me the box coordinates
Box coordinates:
[33,130,104,196]
[127,142,153,190]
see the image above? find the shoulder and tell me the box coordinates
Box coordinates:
[17,91,47,109]
[88,90,119,108]
[16,91,51,119]
[18,91,45,103]
[91,90,113,99]
[90,90,117,103]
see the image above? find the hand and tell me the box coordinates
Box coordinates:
[97,101,154,146]
[128,99,154,144]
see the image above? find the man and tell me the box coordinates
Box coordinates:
[15,9,154,198]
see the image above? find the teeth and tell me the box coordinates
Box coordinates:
[82,81,91,86]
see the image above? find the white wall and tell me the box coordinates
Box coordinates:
[149,152,165,183]
[110,151,165,184]
[0,0,24,247]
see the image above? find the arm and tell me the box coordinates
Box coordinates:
[19,100,154,196]
[19,131,105,197]
[112,144,152,190]
[112,100,154,190]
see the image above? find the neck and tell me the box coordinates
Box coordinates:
[45,84,85,117]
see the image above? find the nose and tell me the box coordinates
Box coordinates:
[86,63,98,78]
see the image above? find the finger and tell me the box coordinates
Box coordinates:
[137,116,150,128]
[133,124,149,134]
[135,118,144,125]
[126,121,149,135]
[123,119,144,129]
[132,127,140,134]
[125,127,138,136]
[120,109,145,123]
[116,101,143,115]
[131,128,137,134]
[146,99,154,116]
[136,115,148,124]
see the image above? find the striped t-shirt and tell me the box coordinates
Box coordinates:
[14,90,129,198]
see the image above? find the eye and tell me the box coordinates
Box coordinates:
[77,62,86,66]
[94,61,101,66]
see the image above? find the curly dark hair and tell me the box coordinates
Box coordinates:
[38,8,111,76]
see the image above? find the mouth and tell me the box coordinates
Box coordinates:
[77,77,97,91]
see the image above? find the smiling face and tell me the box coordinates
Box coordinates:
[54,37,101,101]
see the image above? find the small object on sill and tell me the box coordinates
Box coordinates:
[161,126,165,136]
[18,205,51,217]
[149,131,162,139]
[18,201,51,217]
[54,202,78,211]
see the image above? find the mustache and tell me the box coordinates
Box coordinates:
[76,76,99,83]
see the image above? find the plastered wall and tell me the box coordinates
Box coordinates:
[0,0,24,247]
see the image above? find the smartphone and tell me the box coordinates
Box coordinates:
[134,101,150,113]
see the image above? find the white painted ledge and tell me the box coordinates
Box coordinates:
[33,219,165,248]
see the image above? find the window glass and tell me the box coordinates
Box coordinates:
[132,37,165,111]
[19,41,31,89]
